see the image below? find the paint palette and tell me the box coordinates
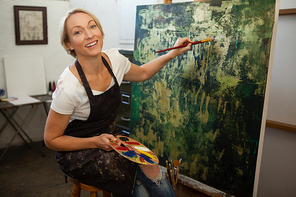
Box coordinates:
[109,135,159,165]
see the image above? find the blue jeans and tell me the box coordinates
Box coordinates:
[132,166,176,197]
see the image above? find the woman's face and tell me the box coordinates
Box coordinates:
[66,12,103,58]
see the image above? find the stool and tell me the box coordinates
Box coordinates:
[68,177,112,197]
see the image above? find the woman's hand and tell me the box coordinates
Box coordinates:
[94,134,120,151]
[168,37,193,57]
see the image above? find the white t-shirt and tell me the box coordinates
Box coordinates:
[51,48,131,122]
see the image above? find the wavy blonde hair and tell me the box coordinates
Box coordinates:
[59,8,105,58]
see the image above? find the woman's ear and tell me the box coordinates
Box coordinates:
[67,42,73,51]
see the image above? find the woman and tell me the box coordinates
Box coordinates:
[44,8,192,197]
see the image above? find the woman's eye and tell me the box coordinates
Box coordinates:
[90,25,96,29]
[74,30,81,35]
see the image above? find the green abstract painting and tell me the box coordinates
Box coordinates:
[130,0,277,196]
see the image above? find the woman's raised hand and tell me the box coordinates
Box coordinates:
[169,37,194,56]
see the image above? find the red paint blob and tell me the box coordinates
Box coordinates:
[116,146,129,151]
[125,142,141,145]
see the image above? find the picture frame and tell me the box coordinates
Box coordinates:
[13,6,47,45]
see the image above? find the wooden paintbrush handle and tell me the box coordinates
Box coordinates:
[156,37,212,53]
[156,44,188,53]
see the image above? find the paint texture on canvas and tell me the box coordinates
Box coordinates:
[130,1,276,196]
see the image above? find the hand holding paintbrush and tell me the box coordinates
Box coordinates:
[156,36,215,53]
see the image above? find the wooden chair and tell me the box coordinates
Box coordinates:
[68,177,112,197]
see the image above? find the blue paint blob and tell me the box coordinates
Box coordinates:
[122,150,137,158]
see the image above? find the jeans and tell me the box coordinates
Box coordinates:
[132,166,176,197]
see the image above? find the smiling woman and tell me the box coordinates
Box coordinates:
[44,8,193,197]
[59,9,105,58]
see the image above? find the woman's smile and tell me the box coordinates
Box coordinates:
[85,40,98,48]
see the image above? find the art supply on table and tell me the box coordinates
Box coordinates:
[0,89,5,101]
[52,81,56,92]
[0,89,5,96]
[0,97,18,102]
[156,36,215,53]
[109,135,159,165]
[48,81,52,95]
[47,81,57,95]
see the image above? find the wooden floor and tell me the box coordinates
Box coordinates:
[0,141,102,197]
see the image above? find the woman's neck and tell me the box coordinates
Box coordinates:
[77,53,104,76]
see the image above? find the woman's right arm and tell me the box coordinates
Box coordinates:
[44,109,117,151]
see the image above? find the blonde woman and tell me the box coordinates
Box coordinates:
[44,8,192,197]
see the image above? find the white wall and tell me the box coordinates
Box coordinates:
[266,6,296,125]
[279,0,296,9]
[0,0,74,147]
[258,127,296,197]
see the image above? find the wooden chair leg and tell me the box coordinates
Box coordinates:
[103,190,112,197]
[90,191,98,197]
[71,182,81,197]
[68,177,110,197]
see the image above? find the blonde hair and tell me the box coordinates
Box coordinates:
[59,8,105,58]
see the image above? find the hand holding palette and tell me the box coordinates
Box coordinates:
[109,135,159,165]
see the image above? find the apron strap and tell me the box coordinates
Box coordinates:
[102,56,118,84]
[75,60,94,106]
[75,55,119,106]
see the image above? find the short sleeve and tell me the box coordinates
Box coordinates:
[104,48,131,85]
[50,67,81,115]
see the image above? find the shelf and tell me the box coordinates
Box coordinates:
[279,8,296,15]
[266,120,296,133]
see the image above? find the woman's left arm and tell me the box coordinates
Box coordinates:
[123,37,193,82]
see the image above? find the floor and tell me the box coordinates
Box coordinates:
[0,141,209,197]
[0,141,103,197]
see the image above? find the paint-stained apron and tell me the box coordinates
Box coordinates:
[55,57,138,197]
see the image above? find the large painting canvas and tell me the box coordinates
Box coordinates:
[130,0,277,196]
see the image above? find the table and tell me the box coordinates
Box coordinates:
[0,95,51,161]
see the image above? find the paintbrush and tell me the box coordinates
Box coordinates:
[171,160,175,186]
[156,36,215,53]
[166,160,172,185]
[169,162,175,186]
[173,160,179,184]
[175,158,182,185]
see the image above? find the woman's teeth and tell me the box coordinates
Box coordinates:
[85,41,97,47]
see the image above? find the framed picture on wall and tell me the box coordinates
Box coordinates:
[13,6,47,45]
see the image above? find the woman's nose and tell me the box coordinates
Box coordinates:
[85,29,94,39]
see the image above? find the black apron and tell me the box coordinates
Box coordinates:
[55,57,138,197]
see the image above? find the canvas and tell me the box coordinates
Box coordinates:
[130,0,277,196]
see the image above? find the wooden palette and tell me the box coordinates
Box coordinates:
[109,135,159,165]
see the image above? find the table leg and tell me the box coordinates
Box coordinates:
[0,107,30,147]
[0,105,45,161]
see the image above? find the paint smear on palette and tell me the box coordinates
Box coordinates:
[122,150,137,157]
[109,135,159,165]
